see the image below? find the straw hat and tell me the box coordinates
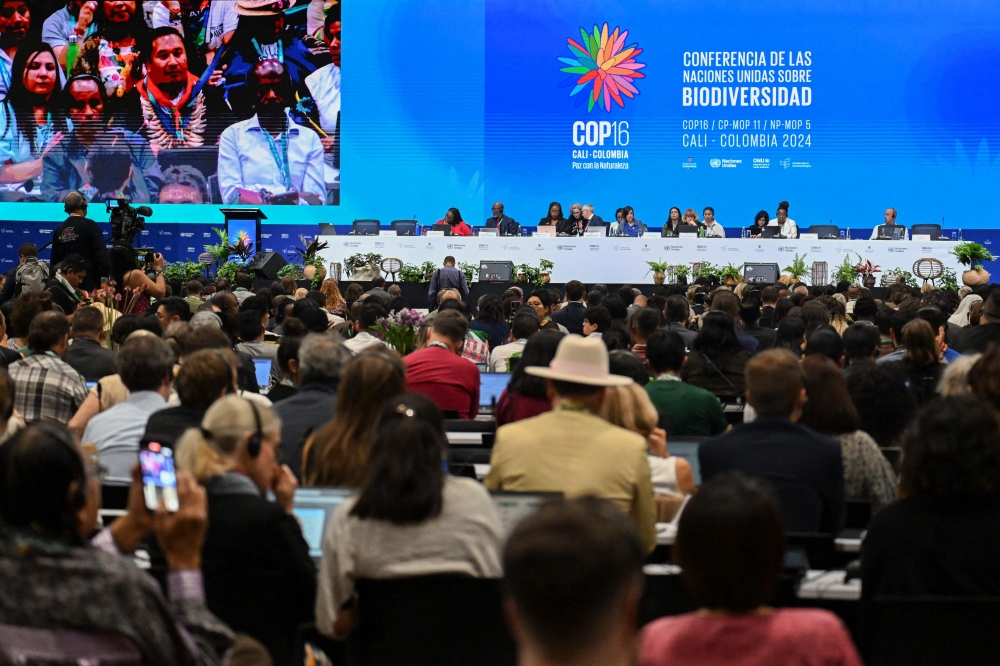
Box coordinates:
[526,335,632,387]
[234,0,296,17]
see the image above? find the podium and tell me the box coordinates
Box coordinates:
[221,207,266,253]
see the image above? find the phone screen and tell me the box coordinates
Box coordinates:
[508,300,522,318]
[139,441,179,512]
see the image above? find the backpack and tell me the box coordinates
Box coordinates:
[14,258,49,296]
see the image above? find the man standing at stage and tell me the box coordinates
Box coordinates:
[50,191,107,292]
[486,201,519,236]
[217,59,325,205]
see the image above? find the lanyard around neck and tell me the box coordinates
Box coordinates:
[261,127,291,189]
[252,38,283,63]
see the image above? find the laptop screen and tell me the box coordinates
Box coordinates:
[292,487,353,560]
[252,359,272,388]
[491,491,562,536]
[480,373,509,407]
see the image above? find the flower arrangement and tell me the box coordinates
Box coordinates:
[854,253,881,282]
[89,282,148,349]
[372,308,426,355]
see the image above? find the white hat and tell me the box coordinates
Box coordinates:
[234,0,297,16]
[526,335,633,387]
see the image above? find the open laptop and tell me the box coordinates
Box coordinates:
[761,226,780,238]
[534,225,557,237]
[490,491,563,536]
[478,372,510,414]
[292,487,354,562]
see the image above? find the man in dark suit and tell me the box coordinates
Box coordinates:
[45,254,90,318]
[739,301,777,350]
[427,255,469,309]
[50,192,107,292]
[581,203,605,232]
[552,280,588,335]
[485,201,520,236]
[953,292,1000,354]
[64,305,117,382]
[699,349,845,533]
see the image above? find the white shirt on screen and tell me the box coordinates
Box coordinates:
[217,110,326,205]
[769,218,798,238]
[151,1,238,51]
[305,64,341,133]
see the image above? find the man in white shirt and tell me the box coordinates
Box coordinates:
[304,7,340,178]
[217,59,325,205]
[870,207,907,240]
[342,302,391,355]
[490,311,540,372]
[703,206,725,238]
[768,200,797,238]
[83,334,173,482]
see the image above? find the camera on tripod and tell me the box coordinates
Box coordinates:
[107,198,156,270]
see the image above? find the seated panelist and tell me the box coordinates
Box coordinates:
[486,201,520,236]
[870,207,908,240]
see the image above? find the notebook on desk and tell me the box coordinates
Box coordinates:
[490,491,562,536]
[292,487,353,561]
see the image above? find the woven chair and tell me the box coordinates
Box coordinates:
[913,258,944,286]
[381,258,403,282]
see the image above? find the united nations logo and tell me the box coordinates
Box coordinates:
[710,158,721,168]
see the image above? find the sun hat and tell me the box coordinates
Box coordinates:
[526,334,633,387]
[234,0,297,17]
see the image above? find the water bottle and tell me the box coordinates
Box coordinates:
[951,231,957,241]
[846,227,851,240]
[959,229,963,241]
[66,34,78,75]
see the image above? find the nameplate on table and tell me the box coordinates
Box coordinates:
[912,234,932,241]
[798,233,819,240]
[426,231,445,237]
[584,230,604,238]
[478,229,498,236]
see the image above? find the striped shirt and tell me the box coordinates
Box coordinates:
[9,353,88,424]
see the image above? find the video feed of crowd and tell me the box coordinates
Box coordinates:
[0,0,340,205]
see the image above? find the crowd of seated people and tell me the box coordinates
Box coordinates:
[4,246,1000,664]
[0,0,341,204]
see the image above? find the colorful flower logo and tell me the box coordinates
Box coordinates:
[558,23,646,113]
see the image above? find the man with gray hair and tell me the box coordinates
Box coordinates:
[273,333,351,479]
[83,334,175,481]
[582,203,605,233]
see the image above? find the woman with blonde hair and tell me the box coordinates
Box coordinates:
[302,350,407,486]
[682,208,701,227]
[320,279,347,319]
[176,395,314,665]
[601,383,696,519]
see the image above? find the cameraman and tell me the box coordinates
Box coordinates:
[51,192,108,292]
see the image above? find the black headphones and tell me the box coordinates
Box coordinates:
[36,424,88,510]
[246,399,263,458]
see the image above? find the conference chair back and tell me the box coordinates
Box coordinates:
[808,225,839,239]
[867,596,1000,666]
[910,224,942,239]
[349,575,515,666]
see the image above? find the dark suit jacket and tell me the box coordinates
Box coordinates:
[742,323,777,350]
[699,417,845,534]
[202,473,316,666]
[551,301,587,335]
[485,215,520,236]
[64,337,117,382]
[272,382,339,480]
[0,265,16,307]
[952,323,1000,354]
[143,405,206,447]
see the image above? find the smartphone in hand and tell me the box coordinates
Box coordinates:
[139,440,179,512]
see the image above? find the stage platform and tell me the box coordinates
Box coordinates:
[319,236,962,284]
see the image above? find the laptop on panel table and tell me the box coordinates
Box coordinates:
[292,487,354,562]
[491,491,563,536]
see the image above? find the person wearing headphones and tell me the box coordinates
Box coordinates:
[175,394,315,666]
[49,189,108,291]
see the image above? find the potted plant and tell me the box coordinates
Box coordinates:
[371,308,426,355]
[204,227,233,271]
[164,259,204,283]
[538,259,555,283]
[719,262,743,286]
[277,263,304,280]
[693,261,717,281]
[285,235,329,285]
[833,255,859,285]
[344,253,382,281]
[951,241,995,286]
[515,263,543,287]
[459,262,478,285]
[644,259,670,285]
[782,253,809,284]
[853,253,881,288]
[883,268,916,288]
[939,266,959,292]
[672,265,690,285]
